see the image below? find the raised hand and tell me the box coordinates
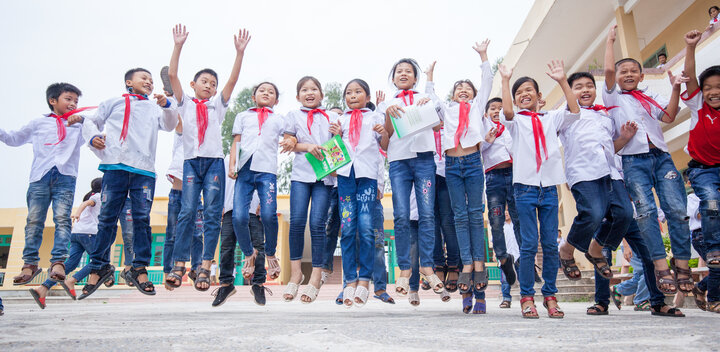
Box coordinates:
[607,25,617,43]
[173,24,189,46]
[620,121,638,140]
[538,99,546,110]
[376,91,385,106]
[684,30,702,47]
[668,70,690,88]
[424,61,437,81]
[473,39,490,56]
[545,60,567,82]
[498,64,513,80]
[234,28,251,53]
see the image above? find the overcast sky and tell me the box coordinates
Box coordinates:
[0,0,532,208]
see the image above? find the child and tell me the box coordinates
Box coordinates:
[79,68,178,298]
[282,76,339,303]
[498,59,580,318]
[499,210,520,309]
[165,24,250,291]
[372,158,394,304]
[680,29,720,313]
[709,6,719,27]
[322,106,347,287]
[603,25,691,294]
[330,79,388,307]
[1,83,88,286]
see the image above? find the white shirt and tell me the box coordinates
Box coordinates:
[83,95,178,175]
[232,108,286,175]
[336,109,384,179]
[377,158,386,192]
[501,108,580,187]
[602,82,670,155]
[481,116,513,172]
[0,114,86,182]
[409,188,418,221]
[178,94,228,159]
[687,193,701,231]
[284,107,339,185]
[559,108,614,188]
[503,221,520,259]
[378,89,439,162]
[166,131,184,182]
[72,193,102,235]
[210,263,218,276]
[223,155,235,214]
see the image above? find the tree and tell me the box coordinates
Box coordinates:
[221,87,254,155]
[323,82,345,110]
[491,56,504,76]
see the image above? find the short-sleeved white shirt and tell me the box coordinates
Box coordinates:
[378,90,439,162]
[72,193,102,235]
[481,116,513,172]
[177,94,228,159]
[336,109,384,180]
[232,108,286,175]
[284,107,339,185]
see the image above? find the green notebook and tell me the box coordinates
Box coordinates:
[305,135,352,180]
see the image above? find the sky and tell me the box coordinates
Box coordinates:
[0,0,533,208]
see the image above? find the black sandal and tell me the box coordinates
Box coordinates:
[650,303,685,317]
[585,253,613,279]
[706,250,720,269]
[458,272,472,294]
[165,266,186,288]
[445,266,459,293]
[670,258,694,293]
[78,264,115,300]
[560,257,581,281]
[126,267,156,296]
[586,302,608,315]
[120,268,133,287]
[194,268,211,292]
[472,270,488,292]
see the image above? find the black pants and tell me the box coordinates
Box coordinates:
[219,210,266,285]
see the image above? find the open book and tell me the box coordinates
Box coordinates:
[305,135,352,180]
[389,103,442,139]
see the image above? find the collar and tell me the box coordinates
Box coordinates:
[300,106,325,112]
[344,108,371,115]
[249,107,274,113]
[393,89,419,98]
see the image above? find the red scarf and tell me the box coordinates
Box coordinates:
[518,110,548,172]
[397,90,415,106]
[306,108,329,135]
[622,90,669,118]
[348,109,364,150]
[434,129,443,160]
[583,104,618,114]
[454,101,470,149]
[46,106,97,145]
[192,98,209,145]
[120,94,148,143]
[251,107,272,135]
[493,120,505,138]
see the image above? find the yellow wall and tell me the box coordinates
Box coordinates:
[640,0,717,61]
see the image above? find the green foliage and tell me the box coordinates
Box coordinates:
[277,153,293,195]
[323,82,345,110]
[491,56,504,76]
[663,234,672,256]
[689,258,699,268]
[221,87,254,155]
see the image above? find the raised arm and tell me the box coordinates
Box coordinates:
[169,24,189,104]
[498,64,515,120]
[661,70,689,123]
[0,121,34,146]
[604,25,618,90]
[474,39,493,109]
[221,29,251,104]
[546,60,580,114]
[683,30,702,94]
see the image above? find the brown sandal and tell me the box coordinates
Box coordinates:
[499,300,511,309]
[560,257,582,280]
[520,296,539,319]
[543,296,564,319]
[670,258,694,293]
[585,253,613,279]
[48,261,66,281]
[654,268,677,294]
[13,264,42,285]
[708,301,720,313]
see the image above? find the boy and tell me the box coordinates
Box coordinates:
[603,25,691,294]
[165,24,251,291]
[1,83,88,285]
[78,68,178,298]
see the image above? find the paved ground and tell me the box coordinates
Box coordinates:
[1,284,718,351]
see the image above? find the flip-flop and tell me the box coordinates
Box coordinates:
[28,289,46,309]
[650,304,685,317]
[59,281,77,300]
[373,292,395,304]
[160,66,173,96]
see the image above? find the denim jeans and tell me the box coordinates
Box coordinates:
[622,150,691,260]
[615,251,650,304]
[433,175,460,268]
[567,176,611,252]
[232,158,278,257]
[23,166,75,265]
[688,166,720,254]
[373,199,387,292]
[690,229,720,301]
[88,170,155,270]
[409,220,420,292]
[485,167,521,261]
[323,187,341,272]
[337,166,376,283]
[173,157,224,263]
[118,197,135,266]
[289,181,331,267]
[500,271,512,301]
[163,189,203,273]
[445,151,486,265]
[219,211,266,285]
[42,233,95,289]
[389,152,436,269]
[514,184,559,297]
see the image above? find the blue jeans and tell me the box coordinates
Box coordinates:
[567,176,612,252]
[623,150,691,260]
[373,199,387,292]
[500,272,512,301]
[690,229,720,301]
[445,151,486,265]
[289,181,331,267]
[688,166,720,254]
[232,158,278,257]
[173,157,224,262]
[514,184,559,297]
[389,152,436,269]
[23,166,75,264]
[118,197,135,266]
[163,189,203,273]
[433,175,460,268]
[337,166,376,283]
[88,170,155,270]
[323,187,341,272]
[42,233,95,289]
[615,252,650,304]
[409,220,420,292]
[485,167,521,261]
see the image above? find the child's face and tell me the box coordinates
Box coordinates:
[49,91,79,115]
[330,108,344,115]
[345,82,370,110]
[658,55,667,65]
[571,77,597,107]
[486,101,502,122]
[393,63,416,90]
[452,83,475,103]
[296,80,322,109]
[703,75,720,109]
[711,7,719,18]
[513,81,540,111]
[190,73,217,100]
[252,83,278,107]
[126,71,154,96]
[615,61,644,91]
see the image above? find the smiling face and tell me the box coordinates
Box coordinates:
[191,73,217,100]
[345,82,370,110]
[49,91,79,115]
[703,75,720,109]
[252,83,278,108]
[513,81,540,111]
[392,63,417,90]
[297,79,323,109]
[711,7,719,18]
[571,77,597,107]
[616,61,644,91]
[452,82,476,103]
[126,71,154,96]
[487,101,502,122]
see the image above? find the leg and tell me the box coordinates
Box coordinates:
[218,211,237,285]
[486,170,510,263]
[412,153,437,273]
[514,184,540,298]
[163,189,181,274]
[373,199,388,293]
[48,172,76,268]
[288,181,311,283]
[21,176,52,267]
[128,173,156,292]
[355,177,377,304]
[118,198,134,268]
[190,205,204,272]
[304,182,331,300]
[249,214,267,285]
[689,167,720,265]
[538,186,560,298]
[337,172,359,292]
[171,159,203,273]
[436,175,460,270]
[389,159,414,276]
[444,159,473,274]
[231,163,256,257]
[197,158,225,289]
[323,187,340,273]
[256,172,279,279]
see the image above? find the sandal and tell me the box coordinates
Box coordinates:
[395,276,410,296]
[48,261,66,281]
[267,255,281,280]
[335,291,344,305]
[634,300,651,311]
[300,284,320,304]
[472,270,488,292]
[78,264,115,300]
[708,301,720,313]
[320,271,330,286]
[343,286,355,308]
[670,258,694,293]
[458,272,472,294]
[354,285,369,307]
[520,296,539,319]
[560,257,581,281]
[654,268,677,294]
[692,286,707,311]
[284,274,304,302]
[445,266,459,293]
[59,281,77,300]
[472,300,486,314]
[611,285,622,310]
[120,268,134,287]
[706,250,720,269]
[440,289,451,303]
[543,296,564,319]
[104,274,115,288]
[421,279,431,291]
[499,300,511,309]
[586,302,608,315]
[373,292,395,304]
[650,303,685,317]
[462,295,472,314]
[28,288,46,309]
[13,264,42,285]
[500,254,517,285]
[585,253,613,279]
[422,273,444,294]
[435,265,447,286]
[165,266,186,288]
[125,267,156,296]
[241,249,258,280]
[194,268,211,292]
[408,291,420,306]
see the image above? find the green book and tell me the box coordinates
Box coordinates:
[305,135,352,180]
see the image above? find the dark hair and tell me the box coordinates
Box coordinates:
[193,68,218,83]
[511,77,539,98]
[388,58,421,88]
[710,6,720,15]
[296,76,323,97]
[83,177,103,202]
[657,53,667,59]
[344,79,374,109]
[484,97,502,113]
[46,83,82,111]
[124,68,151,88]
[614,58,642,71]
[252,82,280,100]
[452,80,478,100]
[699,65,720,88]
[329,106,343,111]
[567,72,596,87]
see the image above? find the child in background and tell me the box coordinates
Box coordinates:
[709,6,719,27]
[1,83,89,286]
[322,106,346,291]
[499,210,520,309]
[372,158,394,304]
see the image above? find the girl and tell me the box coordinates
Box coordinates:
[497,61,580,318]
[282,76,339,303]
[229,82,294,282]
[331,79,388,307]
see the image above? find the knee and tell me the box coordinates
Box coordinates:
[233,211,249,226]
[260,212,276,225]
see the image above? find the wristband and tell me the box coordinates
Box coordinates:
[163,100,172,108]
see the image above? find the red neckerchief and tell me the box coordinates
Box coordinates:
[493,120,505,138]
[397,90,415,106]
[518,110,548,172]
[192,98,209,145]
[434,128,443,160]
[305,108,329,135]
[583,104,618,114]
[454,101,470,149]
[379,147,387,158]
[120,94,148,143]
[250,107,272,135]
[348,109,364,150]
[622,89,669,118]
[46,106,97,145]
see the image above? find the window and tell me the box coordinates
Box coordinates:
[643,45,667,68]
[0,234,11,268]
[114,244,124,267]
